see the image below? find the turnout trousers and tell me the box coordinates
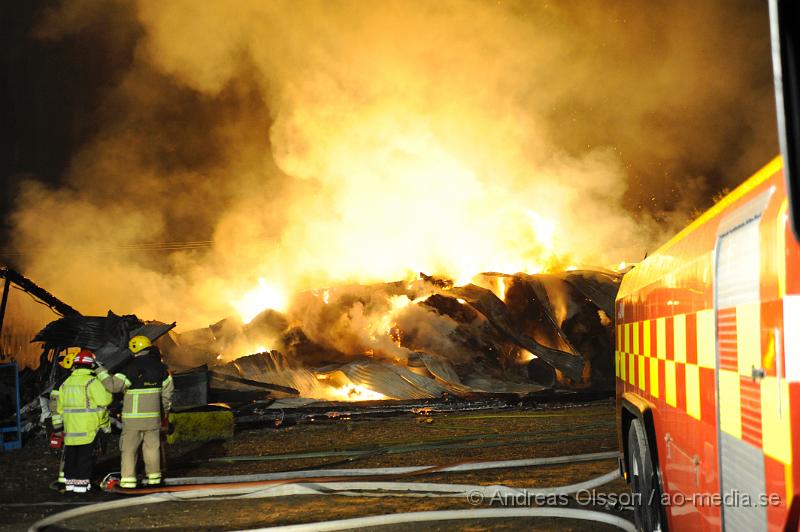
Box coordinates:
[63,442,94,492]
[120,426,162,487]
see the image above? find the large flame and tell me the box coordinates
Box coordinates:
[232,278,288,324]
[230,206,562,324]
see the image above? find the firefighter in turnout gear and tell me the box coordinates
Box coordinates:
[96,335,173,488]
[48,347,79,486]
[56,349,112,493]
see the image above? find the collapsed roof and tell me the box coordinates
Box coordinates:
[33,312,175,371]
[10,267,619,409]
[164,269,621,401]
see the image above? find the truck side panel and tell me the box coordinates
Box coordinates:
[616,157,797,531]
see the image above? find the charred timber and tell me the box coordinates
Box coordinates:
[448,284,585,381]
[0,267,80,318]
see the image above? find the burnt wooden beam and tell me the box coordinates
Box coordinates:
[0,267,80,318]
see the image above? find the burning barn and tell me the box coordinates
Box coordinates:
[159,268,621,402]
[4,264,620,439]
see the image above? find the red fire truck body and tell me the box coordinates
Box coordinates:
[616,156,799,531]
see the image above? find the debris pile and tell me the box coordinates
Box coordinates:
[34,312,176,372]
[5,266,620,439]
[164,269,621,401]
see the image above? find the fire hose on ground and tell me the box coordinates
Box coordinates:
[199,419,615,466]
[245,508,634,532]
[27,451,634,532]
[164,450,617,485]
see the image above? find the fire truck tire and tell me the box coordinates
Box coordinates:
[627,418,664,532]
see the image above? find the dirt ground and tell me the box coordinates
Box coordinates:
[0,399,632,531]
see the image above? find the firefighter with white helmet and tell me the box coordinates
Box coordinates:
[56,349,112,493]
[96,335,173,488]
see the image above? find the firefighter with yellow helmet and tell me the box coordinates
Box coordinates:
[49,348,79,437]
[96,335,173,488]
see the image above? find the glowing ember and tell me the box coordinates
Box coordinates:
[314,371,389,401]
[324,384,387,401]
[231,278,288,324]
[329,384,388,401]
[494,276,507,301]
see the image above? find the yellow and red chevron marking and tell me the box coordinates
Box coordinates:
[617,304,795,530]
[616,301,793,466]
[616,309,716,422]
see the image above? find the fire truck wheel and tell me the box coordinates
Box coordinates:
[628,418,664,532]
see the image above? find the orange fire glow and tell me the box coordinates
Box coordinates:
[314,372,388,401]
[494,276,507,301]
[322,384,387,402]
[230,207,563,324]
[231,278,288,324]
[223,201,577,402]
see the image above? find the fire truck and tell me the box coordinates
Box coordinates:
[616,1,800,530]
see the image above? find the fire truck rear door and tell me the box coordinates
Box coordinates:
[714,189,773,532]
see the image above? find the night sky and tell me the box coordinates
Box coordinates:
[1,2,140,256]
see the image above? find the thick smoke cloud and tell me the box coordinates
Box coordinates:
[8,0,777,330]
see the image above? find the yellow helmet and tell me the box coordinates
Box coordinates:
[128,335,152,354]
[57,348,80,369]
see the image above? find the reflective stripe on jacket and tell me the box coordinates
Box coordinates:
[48,372,70,429]
[56,368,113,445]
[122,385,165,420]
[98,355,174,431]
[49,389,63,429]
